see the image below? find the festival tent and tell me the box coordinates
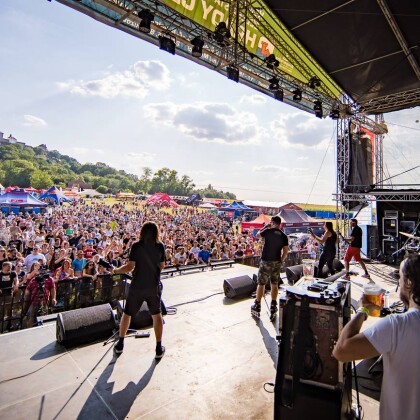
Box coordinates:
[220,201,254,218]
[277,207,324,234]
[0,190,48,213]
[241,214,272,231]
[63,190,80,201]
[198,202,217,209]
[146,192,178,207]
[39,186,69,204]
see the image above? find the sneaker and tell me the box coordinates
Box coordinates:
[361,273,371,279]
[114,340,124,355]
[155,345,165,360]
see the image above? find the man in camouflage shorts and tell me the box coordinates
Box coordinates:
[252,216,289,319]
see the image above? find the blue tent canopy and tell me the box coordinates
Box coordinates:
[39,186,69,204]
[0,190,47,208]
[220,201,253,211]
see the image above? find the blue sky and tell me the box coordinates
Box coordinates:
[1,0,419,203]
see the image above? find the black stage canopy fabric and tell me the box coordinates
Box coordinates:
[265,0,420,113]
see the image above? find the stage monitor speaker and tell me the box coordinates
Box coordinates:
[286,265,303,284]
[116,300,167,329]
[56,303,116,347]
[223,275,256,298]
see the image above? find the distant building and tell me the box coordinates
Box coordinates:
[0,131,27,147]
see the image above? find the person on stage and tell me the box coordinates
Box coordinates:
[309,221,338,278]
[333,254,420,420]
[251,216,289,320]
[112,221,166,359]
[342,218,370,280]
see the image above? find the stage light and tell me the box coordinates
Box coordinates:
[313,100,323,118]
[159,35,176,55]
[274,89,284,101]
[308,76,321,89]
[214,22,231,46]
[265,54,279,69]
[227,65,239,82]
[268,77,280,91]
[329,107,340,120]
[138,9,154,33]
[292,88,302,101]
[191,37,204,57]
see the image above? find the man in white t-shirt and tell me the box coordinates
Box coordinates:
[174,246,187,265]
[333,254,420,420]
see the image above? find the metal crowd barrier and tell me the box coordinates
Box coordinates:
[0,274,129,334]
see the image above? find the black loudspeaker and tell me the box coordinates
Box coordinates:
[223,275,256,298]
[314,259,344,278]
[116,299,167,329]
[286,265,303,284]
[56,303,116,347]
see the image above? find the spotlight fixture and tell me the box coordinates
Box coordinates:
[329,107,340,120]
[265,53,279,69]
[292,88,302,102]
[138,9,154,33]
[191,37,204,58]
[159,35,176,55]
[214,22,231,46]
[313,100,323,118]
[268,77,280,91]
[308,76,321,89]
[226,65,239,82]
[274,89,284,102]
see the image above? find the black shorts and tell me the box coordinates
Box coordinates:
[123,286,161,316]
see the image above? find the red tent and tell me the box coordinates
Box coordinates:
[146,192,178,207]
[241,214,272,231]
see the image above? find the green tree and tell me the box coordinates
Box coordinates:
[30,170,53,189]
[96,185,108,194]
[2,159,36,187]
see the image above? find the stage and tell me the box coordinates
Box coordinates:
[0,262,398,419]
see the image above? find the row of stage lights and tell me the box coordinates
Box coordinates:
[136,9,342,120]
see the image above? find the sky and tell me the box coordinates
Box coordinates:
[1,1,419,204]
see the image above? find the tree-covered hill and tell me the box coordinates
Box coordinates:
[0,143,236,199]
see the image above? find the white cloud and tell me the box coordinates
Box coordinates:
[270,112,333,148]
[57,60,171,99]
[253,165,283,173]
[23,114,47,127]
[240,94,267,105]
[144,102,264,145]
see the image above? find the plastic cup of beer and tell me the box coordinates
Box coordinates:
[363,284,383,316]
[302,259,315,285]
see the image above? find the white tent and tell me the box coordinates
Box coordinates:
[199,202,217,209]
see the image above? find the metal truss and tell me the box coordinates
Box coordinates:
[335,115,351,257]
[334,191,420,202]
[360,87,420,114]
[375,114,385,187]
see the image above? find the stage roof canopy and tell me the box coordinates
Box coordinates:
[265,0,420,114]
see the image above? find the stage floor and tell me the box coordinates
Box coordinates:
[0,262,397,419]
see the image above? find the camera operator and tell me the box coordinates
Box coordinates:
[333,254,420,420]
[24,262,56,328]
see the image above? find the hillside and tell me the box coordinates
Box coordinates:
[0,143,235,199]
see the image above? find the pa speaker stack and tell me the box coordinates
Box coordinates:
[223,275,256,299]
[56,303,116,347]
